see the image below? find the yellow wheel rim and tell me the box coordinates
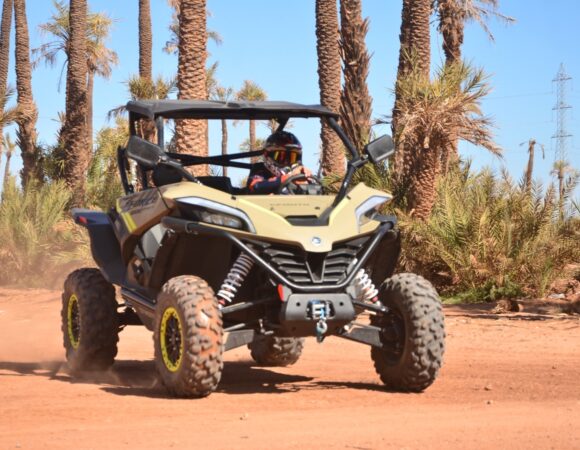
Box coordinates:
[160,307,183,372]
[67,294,80,349]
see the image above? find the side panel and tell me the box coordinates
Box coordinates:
[148,232,232,292]
[114,188,171,262]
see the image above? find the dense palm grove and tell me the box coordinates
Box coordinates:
[0,0,578,301]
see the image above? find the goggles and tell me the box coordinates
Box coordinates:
[268,148,301,166]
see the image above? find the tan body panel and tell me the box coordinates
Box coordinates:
[159,182,391,252]
[116,188,170,236]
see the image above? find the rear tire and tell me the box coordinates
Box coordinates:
[154,275,223,398]
[61,268,119,372]
[371,273,445,392]
[249,336,304,367]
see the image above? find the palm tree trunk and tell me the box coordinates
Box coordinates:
[316,0,343,176]
[437,0,464,169]
[392,0,431,203]
[339,0,372,152]
[524,139,535,192]
[0,0,12,168]
[249,119,258,163]
[175,0,208,176]
[138,0,152,80]
[408,146,441,220]
[557,172,564,220]
[221,118,227,177]
[0,0,12,97]
[438,0,464,66]
[86,69,94,153]
[2,146,11,190]
[249,120,256,150]
[62,0,89,206]
[14,0,39,187]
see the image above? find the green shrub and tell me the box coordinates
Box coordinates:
[86,118,127,210]
[0,178,90,286]
[442,277,523,304]
[399,163,580,300]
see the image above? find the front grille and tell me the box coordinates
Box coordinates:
[262,236,369,285]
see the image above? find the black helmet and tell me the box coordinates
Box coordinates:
[263,131,302,168]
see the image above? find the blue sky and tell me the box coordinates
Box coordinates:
[2,0,579,187]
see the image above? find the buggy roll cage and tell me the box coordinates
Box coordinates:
[119,100,377,205]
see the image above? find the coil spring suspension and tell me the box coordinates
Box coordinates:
[217,253,254,304]
[355,269,379,303]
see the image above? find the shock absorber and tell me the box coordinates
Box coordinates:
[217,252,254,304]
[355,269,379,303]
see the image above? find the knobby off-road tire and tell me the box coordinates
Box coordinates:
[61,268,119,372]
[371,273,445,392]
[249,336,304,367]
[153,275,223,398]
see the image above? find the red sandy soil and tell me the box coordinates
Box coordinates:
[0,288,579,450]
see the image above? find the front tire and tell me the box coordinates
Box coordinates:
[154,275,224,398]
[61,268,119,372]
[371,273,445,392]
[249,336,304,367]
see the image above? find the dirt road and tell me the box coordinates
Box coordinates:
[0,288,579,449]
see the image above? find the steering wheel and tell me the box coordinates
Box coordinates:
[278,173,322,194]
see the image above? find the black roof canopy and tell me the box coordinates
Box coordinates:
[126,99,339,121]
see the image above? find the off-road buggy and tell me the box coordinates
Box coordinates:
[62,100,445,397]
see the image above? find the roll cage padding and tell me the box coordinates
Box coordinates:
[72,209,126,285]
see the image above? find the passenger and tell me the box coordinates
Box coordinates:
[246,131,313,194]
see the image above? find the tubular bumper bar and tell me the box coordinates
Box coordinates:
[161,217,397,294]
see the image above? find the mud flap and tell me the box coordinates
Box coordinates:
[72,209,126,285]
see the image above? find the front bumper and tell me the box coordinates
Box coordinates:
[278,293,356,337]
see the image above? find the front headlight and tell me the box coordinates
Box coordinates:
[198,210,243,229]
[355,195,391,228]
[176,197,256,233]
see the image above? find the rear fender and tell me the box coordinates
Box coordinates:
[72,208,126,285]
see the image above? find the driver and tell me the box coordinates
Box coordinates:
[246,131,312,194]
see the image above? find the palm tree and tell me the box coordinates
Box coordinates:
[0,87,21,135]
[521,138,543,193]
[551,160,576,220]
[108,74,175,141]
[174,0,208,176]
[164,0,222,55]
[14,0,39,185]
[2,133,15,192]
[434,0,513,165]
[394,62,500,219]
[339,0,373,153]
[391,0,431,198]
[0,0,12,160]
[392,0,432,193]
[139,0,152,80]
[212,85,233,176]
[435,0,514,66]
[34,0,118,150]
[315,0,343,176]
[236,80,267,153]
[0,0,12,100]
[62,0,88,206]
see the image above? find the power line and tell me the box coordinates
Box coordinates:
[485,91,552,100]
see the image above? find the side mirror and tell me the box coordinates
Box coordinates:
[126,136,165,169]
[364,135,395,164]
